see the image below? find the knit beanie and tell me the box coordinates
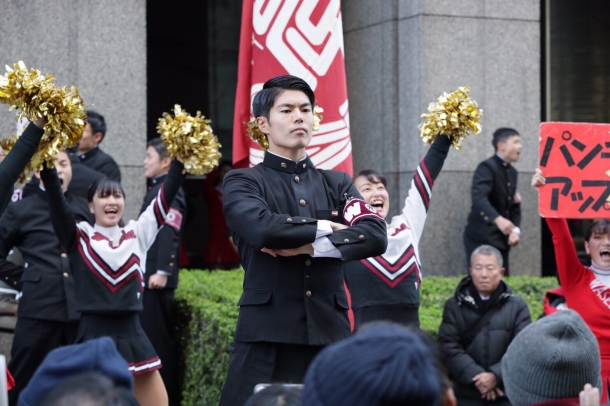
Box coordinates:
[302,322,440,406]
[502,309,601,406]
[18,337,134,406]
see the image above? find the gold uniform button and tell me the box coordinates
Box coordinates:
[300,199,306,206]
[169,262,174,266]
[63,272,69,278]
[480,211,484,215]
[171,254,175,258]
[303,163,306,168]
[305,290,312,298]
[4,277,7,280]
[301,219,307,223]
[294,176,300,183]
[359,235,365,240]
[61,253,67,258]
[484,216,489,221]
[508,196,512,200]
[305,259,311,266]
[281,162,287,168]
[287,218,293,223]
[507,182,511,186]
[344,238,349,243]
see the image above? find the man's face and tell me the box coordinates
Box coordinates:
[586,232,610,268]
[55,151,72,193]
[257,90,314,156]
[78,123,102,153]
[497,135,522,163]
[143,146,170,179]
[354,175,390,220]
[469,253,504,296]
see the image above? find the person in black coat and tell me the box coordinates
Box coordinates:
[138,138,186,406]
[0,150,93,405]
[463,128,522,275]
[72,110,121,181]
[219,75,388,406]
[438,245,531,406]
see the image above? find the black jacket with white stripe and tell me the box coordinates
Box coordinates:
[344,135,451,309]
[40,160,185,314]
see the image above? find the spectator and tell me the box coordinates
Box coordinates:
[302,321,440,406]
[73,110,121,181]
[202,160,239,270]
[243,385,302,406]
[438,244,531,405]
[38,372,139,406]
[344,134,452,328]
[463,128,522,275]
[0,150,93,405]
[19,337,135,406]
[139,137,186,406]
[502,310,601,406]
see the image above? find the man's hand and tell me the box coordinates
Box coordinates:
[261,244,314,257]
[32,115,47,129]
[473,372,497,394]
[531,168,546,188]
[494,216,515,235]
[148,273,168,289]
[329,221,347,232]
[508,232,520,246]
[579,384,600,406]
[482,388,504,401]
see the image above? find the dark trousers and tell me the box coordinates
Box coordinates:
[8,317,78,406]
[139,288,179,406]
[219,341,323,406]
[463,234,510,276]
[353,304,420,330]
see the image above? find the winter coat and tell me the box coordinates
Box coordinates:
[438,277,531,403]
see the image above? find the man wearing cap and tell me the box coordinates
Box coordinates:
[220,75,387,406]
[439,244,531,405]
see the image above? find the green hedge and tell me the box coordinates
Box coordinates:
[175,270,558,406]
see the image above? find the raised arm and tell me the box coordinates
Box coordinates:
[136,160,186,250]
[402,134,452,239]
[0,207,25,286]
[39,167,78,252]
[0,122,44,210]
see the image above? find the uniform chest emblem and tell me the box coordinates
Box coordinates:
[91,230,136,249]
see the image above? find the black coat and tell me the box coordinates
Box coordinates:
[223,152,388,346]
[140,174,186,289]
[0,188,93,321]
[438,277,531,402]
[464,156,521,250]
[74,146,121,182]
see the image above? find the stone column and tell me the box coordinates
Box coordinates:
[0,0,147,221]
[343,0,541,276]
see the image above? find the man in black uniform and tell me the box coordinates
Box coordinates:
[463,128,522,275]
[219,75,388,406]
[0,150,93,405]
[138,138,186,406]
[72,110,121,181]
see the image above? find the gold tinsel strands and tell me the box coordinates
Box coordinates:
[157,105,221,175]
[419,86,482,150]
[247,105,324,151]
[0,61,86,177]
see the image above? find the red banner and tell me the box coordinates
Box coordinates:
[233,0,353,176]
[539,122,610,218]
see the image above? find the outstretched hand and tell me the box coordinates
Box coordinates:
[579,384,600,406]
[32,116,47,129]
[531,168,546,188]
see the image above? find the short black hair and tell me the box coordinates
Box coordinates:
[585,220,610,242]
[252,75,316,120]
[354,169,387,188]
[492,127,520,151]
[147,137,168,160]
[87,178,125,203]
[85,110,107,142]
[38,372,139,406]
[243,384,302,406]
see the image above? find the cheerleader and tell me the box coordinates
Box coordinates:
[40,157,185,406]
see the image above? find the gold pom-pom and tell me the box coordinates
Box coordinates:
[246,104,324,151]
[157,104,221,175]
[419,86,482,150]
[0,61,86,172]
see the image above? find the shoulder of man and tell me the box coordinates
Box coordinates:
[97,148,119,165]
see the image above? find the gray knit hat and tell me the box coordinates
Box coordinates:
[502,309,601,406]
